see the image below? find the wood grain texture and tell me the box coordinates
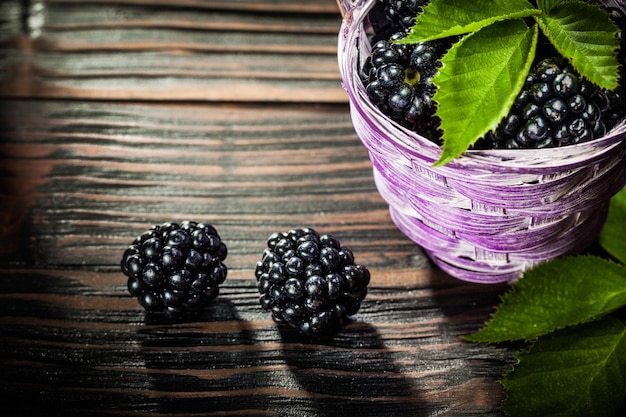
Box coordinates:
[0,1,22,42]
[0,99,514,417]
[1,2,518,416]
[0,0,345,102]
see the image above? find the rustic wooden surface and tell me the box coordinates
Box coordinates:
[0,1,518,416]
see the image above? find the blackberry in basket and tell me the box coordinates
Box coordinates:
[382,0,430,30]
[362,32,446,142]
[485,57,622,149]
[255,228,370,335]
[121,221,228,319]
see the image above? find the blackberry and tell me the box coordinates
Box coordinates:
[383,0,429,30]
[121,221,228,319]
[362,31,445,142]
[486,57,622,149]
[255,228,370,335]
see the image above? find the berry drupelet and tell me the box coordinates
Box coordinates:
[121,221,228,319]
[484,58,622,149]
[255,228,370,335]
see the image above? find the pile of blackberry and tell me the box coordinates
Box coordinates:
[255,228,370,335]
[362,32,445,141]
[362,0,625,150]
[484,57,623,149]
[483,3,626,150]
[121,221,228,319]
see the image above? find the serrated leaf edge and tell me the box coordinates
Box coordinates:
[537,0,564,13]
[533,1,621,90]
[463,255,626,344]
[398,0,541,44]
[399,10,541,44]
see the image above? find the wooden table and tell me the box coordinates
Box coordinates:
[0,1,516,415]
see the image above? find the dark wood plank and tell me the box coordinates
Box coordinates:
[47,0,342,13]
[0,99,514,416]
[0,1,22,42]
[0,0,345,102]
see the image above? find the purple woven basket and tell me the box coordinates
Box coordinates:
[338,0,626,283]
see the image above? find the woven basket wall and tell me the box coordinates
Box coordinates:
[338,0,626,283]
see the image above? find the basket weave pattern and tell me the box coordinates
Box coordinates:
[338,0,626,283]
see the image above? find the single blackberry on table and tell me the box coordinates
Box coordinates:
[484,57,623,149]
[121,221,228,319]
[255,228,370,335]
[362,31,446,142]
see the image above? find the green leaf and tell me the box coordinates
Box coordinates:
[398,0,541,44]
[464,255,626,343]
[501,317,626,417]
[433,20,537,166]
[599,187,626,265]
[534,0,621,90]
[536,0,564,13]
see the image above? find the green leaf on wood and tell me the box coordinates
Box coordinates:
[398,0,540,44]
[534,0,620,90]
[599,187,626,265]
[501,316,626,417]
[433,20,537,166]
[464,255,626,343]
